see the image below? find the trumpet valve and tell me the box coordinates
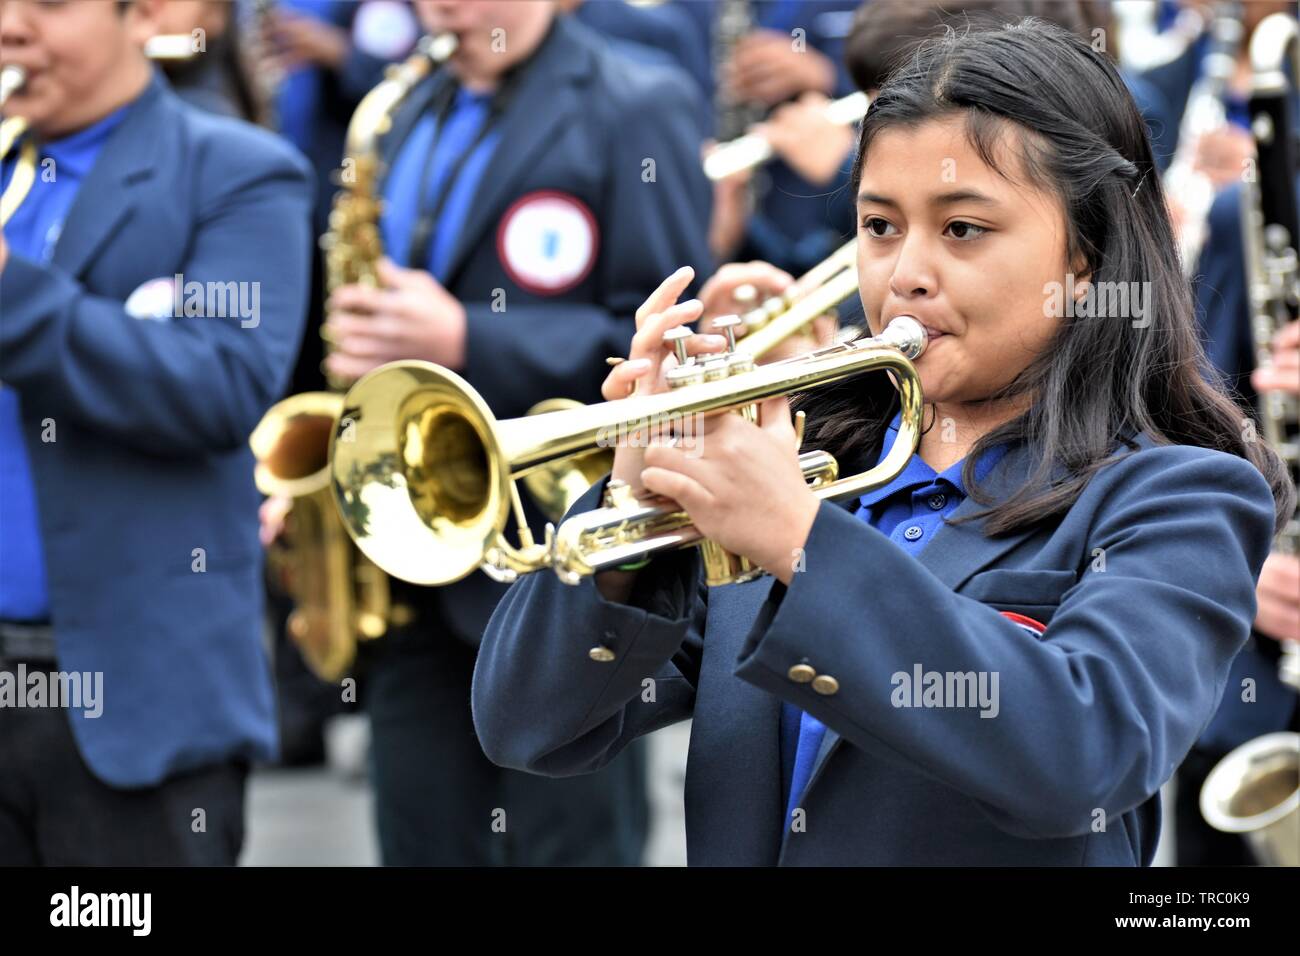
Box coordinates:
[711,313,742,352]
[667,363,705,388]
[726,352,755,376]
[701,355,731,382]
[663,325,693,365]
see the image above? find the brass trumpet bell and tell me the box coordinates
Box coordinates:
[329,361,531,587]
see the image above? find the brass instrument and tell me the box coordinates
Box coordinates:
[145,34,200,61]
[704,92,869,181]
[730,238,857,357]
[521,240,863,523]
[1199,12,1300,867]
[328,316,926,588]
[1201,733,1299,866]
[1164,2,1244,274]
[250,34,456,682]
[0,64,24,105]
[0,65,34,227]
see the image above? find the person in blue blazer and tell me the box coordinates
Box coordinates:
[471,19,1294,866]
[0,0,311,864]
[310,0,713,866]
[1180,181,1300,864]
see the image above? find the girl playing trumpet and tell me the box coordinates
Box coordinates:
[471,18,1294,865]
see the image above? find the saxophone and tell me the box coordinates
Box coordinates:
[0,65,35,227]
[249,34,456,682]
[1199,13,1299,868]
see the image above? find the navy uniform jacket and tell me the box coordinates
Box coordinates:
[0,73,313,786]
[376,15,712,645]
[472,433,1276,865]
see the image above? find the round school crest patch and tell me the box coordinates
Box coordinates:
[496,191,599,296]
[123,277,177,321]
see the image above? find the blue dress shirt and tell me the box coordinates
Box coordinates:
[0,105,129,620]
[380,86,502,282]
[780,410,1009,827]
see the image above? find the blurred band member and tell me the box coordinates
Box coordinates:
[0,0,312,865]
[149,0,264,123]
[309,0,712,865]
[1183,180,1300,864]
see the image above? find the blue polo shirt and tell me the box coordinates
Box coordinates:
[779,410,1009,829]
[0,106,129,620]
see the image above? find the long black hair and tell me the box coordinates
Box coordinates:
[797,17,1296,536]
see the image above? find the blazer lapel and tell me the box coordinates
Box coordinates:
[439,18,591,285]
[790,440,1042,817]
[52,74,164,279]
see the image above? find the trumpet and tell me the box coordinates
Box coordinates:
[704,92,869,181]
[0,65,33,227]
[328,316,926,588]
[729,239,858,358]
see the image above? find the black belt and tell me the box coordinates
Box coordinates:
[0,621,57,664]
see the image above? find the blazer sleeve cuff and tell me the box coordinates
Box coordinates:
[734,500,876,698]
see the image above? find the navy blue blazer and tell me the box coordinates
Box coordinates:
[472,433,1276,865]
[0,73,313,786]
[375,15,713,645]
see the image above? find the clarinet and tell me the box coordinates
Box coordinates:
[1242,14,1300,689]
[712,0,763,142]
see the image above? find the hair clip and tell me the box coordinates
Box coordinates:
[1130,168,1149,199]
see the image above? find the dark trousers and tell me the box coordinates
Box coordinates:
[0,660,248,866]
[363,612,649,866]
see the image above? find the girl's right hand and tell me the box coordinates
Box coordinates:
[600,266,728,495]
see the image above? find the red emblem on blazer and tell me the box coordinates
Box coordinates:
[496,191,599,296]
[1000,611,1048,636]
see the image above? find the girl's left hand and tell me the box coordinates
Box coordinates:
[641,395,819,585]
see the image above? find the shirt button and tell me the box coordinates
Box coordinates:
[903,525,924,541]
[927,493,946,510]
